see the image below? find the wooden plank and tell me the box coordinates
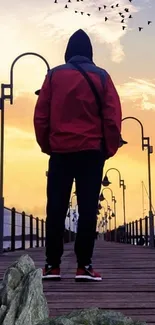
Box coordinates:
[0,241,155,324]
[48,302,155,308]
[44,291,155,301]
[49,308,155,316]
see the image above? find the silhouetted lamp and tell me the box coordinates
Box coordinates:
[119,134,128,148]
[99,193,105,201]
[98,203,102,210]
[102,175,111,187]
[35,89,40,96]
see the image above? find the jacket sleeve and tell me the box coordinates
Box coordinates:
[102,73,122,159]
[34,74,51,155]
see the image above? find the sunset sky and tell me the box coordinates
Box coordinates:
[0,0,155,226]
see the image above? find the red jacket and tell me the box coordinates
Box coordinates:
[34,56,122,158]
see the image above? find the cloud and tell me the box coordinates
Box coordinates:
[28,0,139,63]
[117,78,155,110]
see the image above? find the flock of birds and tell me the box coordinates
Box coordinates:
[53,0,152,32]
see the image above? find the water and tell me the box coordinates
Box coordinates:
[3,239,44,250]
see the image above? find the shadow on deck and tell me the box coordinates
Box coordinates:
[0,240,155,324]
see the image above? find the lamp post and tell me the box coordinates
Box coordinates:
[0,52,50,254]
[102,199,111,231]
[100,187,117,232]
[102,168,126,227]
[122,116,154,247]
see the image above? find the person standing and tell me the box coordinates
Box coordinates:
[34,29,122,282]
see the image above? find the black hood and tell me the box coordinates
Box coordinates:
[65,29,93,62]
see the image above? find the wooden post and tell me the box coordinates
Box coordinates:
[41,219,44,247]
[36,217,39,248]
[29,215,33,248]
[145,216,148,246]
[132,221,135,245]
[21,211,25,250]
[11,207,16,251]
[135,220,138,245]
[139,218,143,243]
[129,222,132,244]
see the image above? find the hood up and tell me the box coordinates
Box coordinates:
[64,29,93,62]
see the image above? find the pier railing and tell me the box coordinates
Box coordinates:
[104,215,153,246]
[3,207,75,252]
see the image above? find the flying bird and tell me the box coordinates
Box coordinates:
[62,0,153,36]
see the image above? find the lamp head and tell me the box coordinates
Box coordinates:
[119,134,128,148]
[99,193,105,201]
[102,175,111,187]
[35,89,40,96]
[98,203,102,210]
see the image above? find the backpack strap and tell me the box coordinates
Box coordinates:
[71,62,102,120]
[71,62,107,156]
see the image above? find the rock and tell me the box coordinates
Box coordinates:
[0,254,49,325]
[36,308,146,325]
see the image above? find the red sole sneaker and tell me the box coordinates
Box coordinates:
[42,275,61,281]
[75,275,102,282]
[75,267,102,282]
[42,267,61,281]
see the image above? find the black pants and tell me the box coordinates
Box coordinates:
[46,150,104,268]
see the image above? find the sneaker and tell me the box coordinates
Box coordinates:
[75,265,102,282]
[42,264,61,280]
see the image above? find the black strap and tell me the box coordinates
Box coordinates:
[71,62,103,119]
[71,62,107,156]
